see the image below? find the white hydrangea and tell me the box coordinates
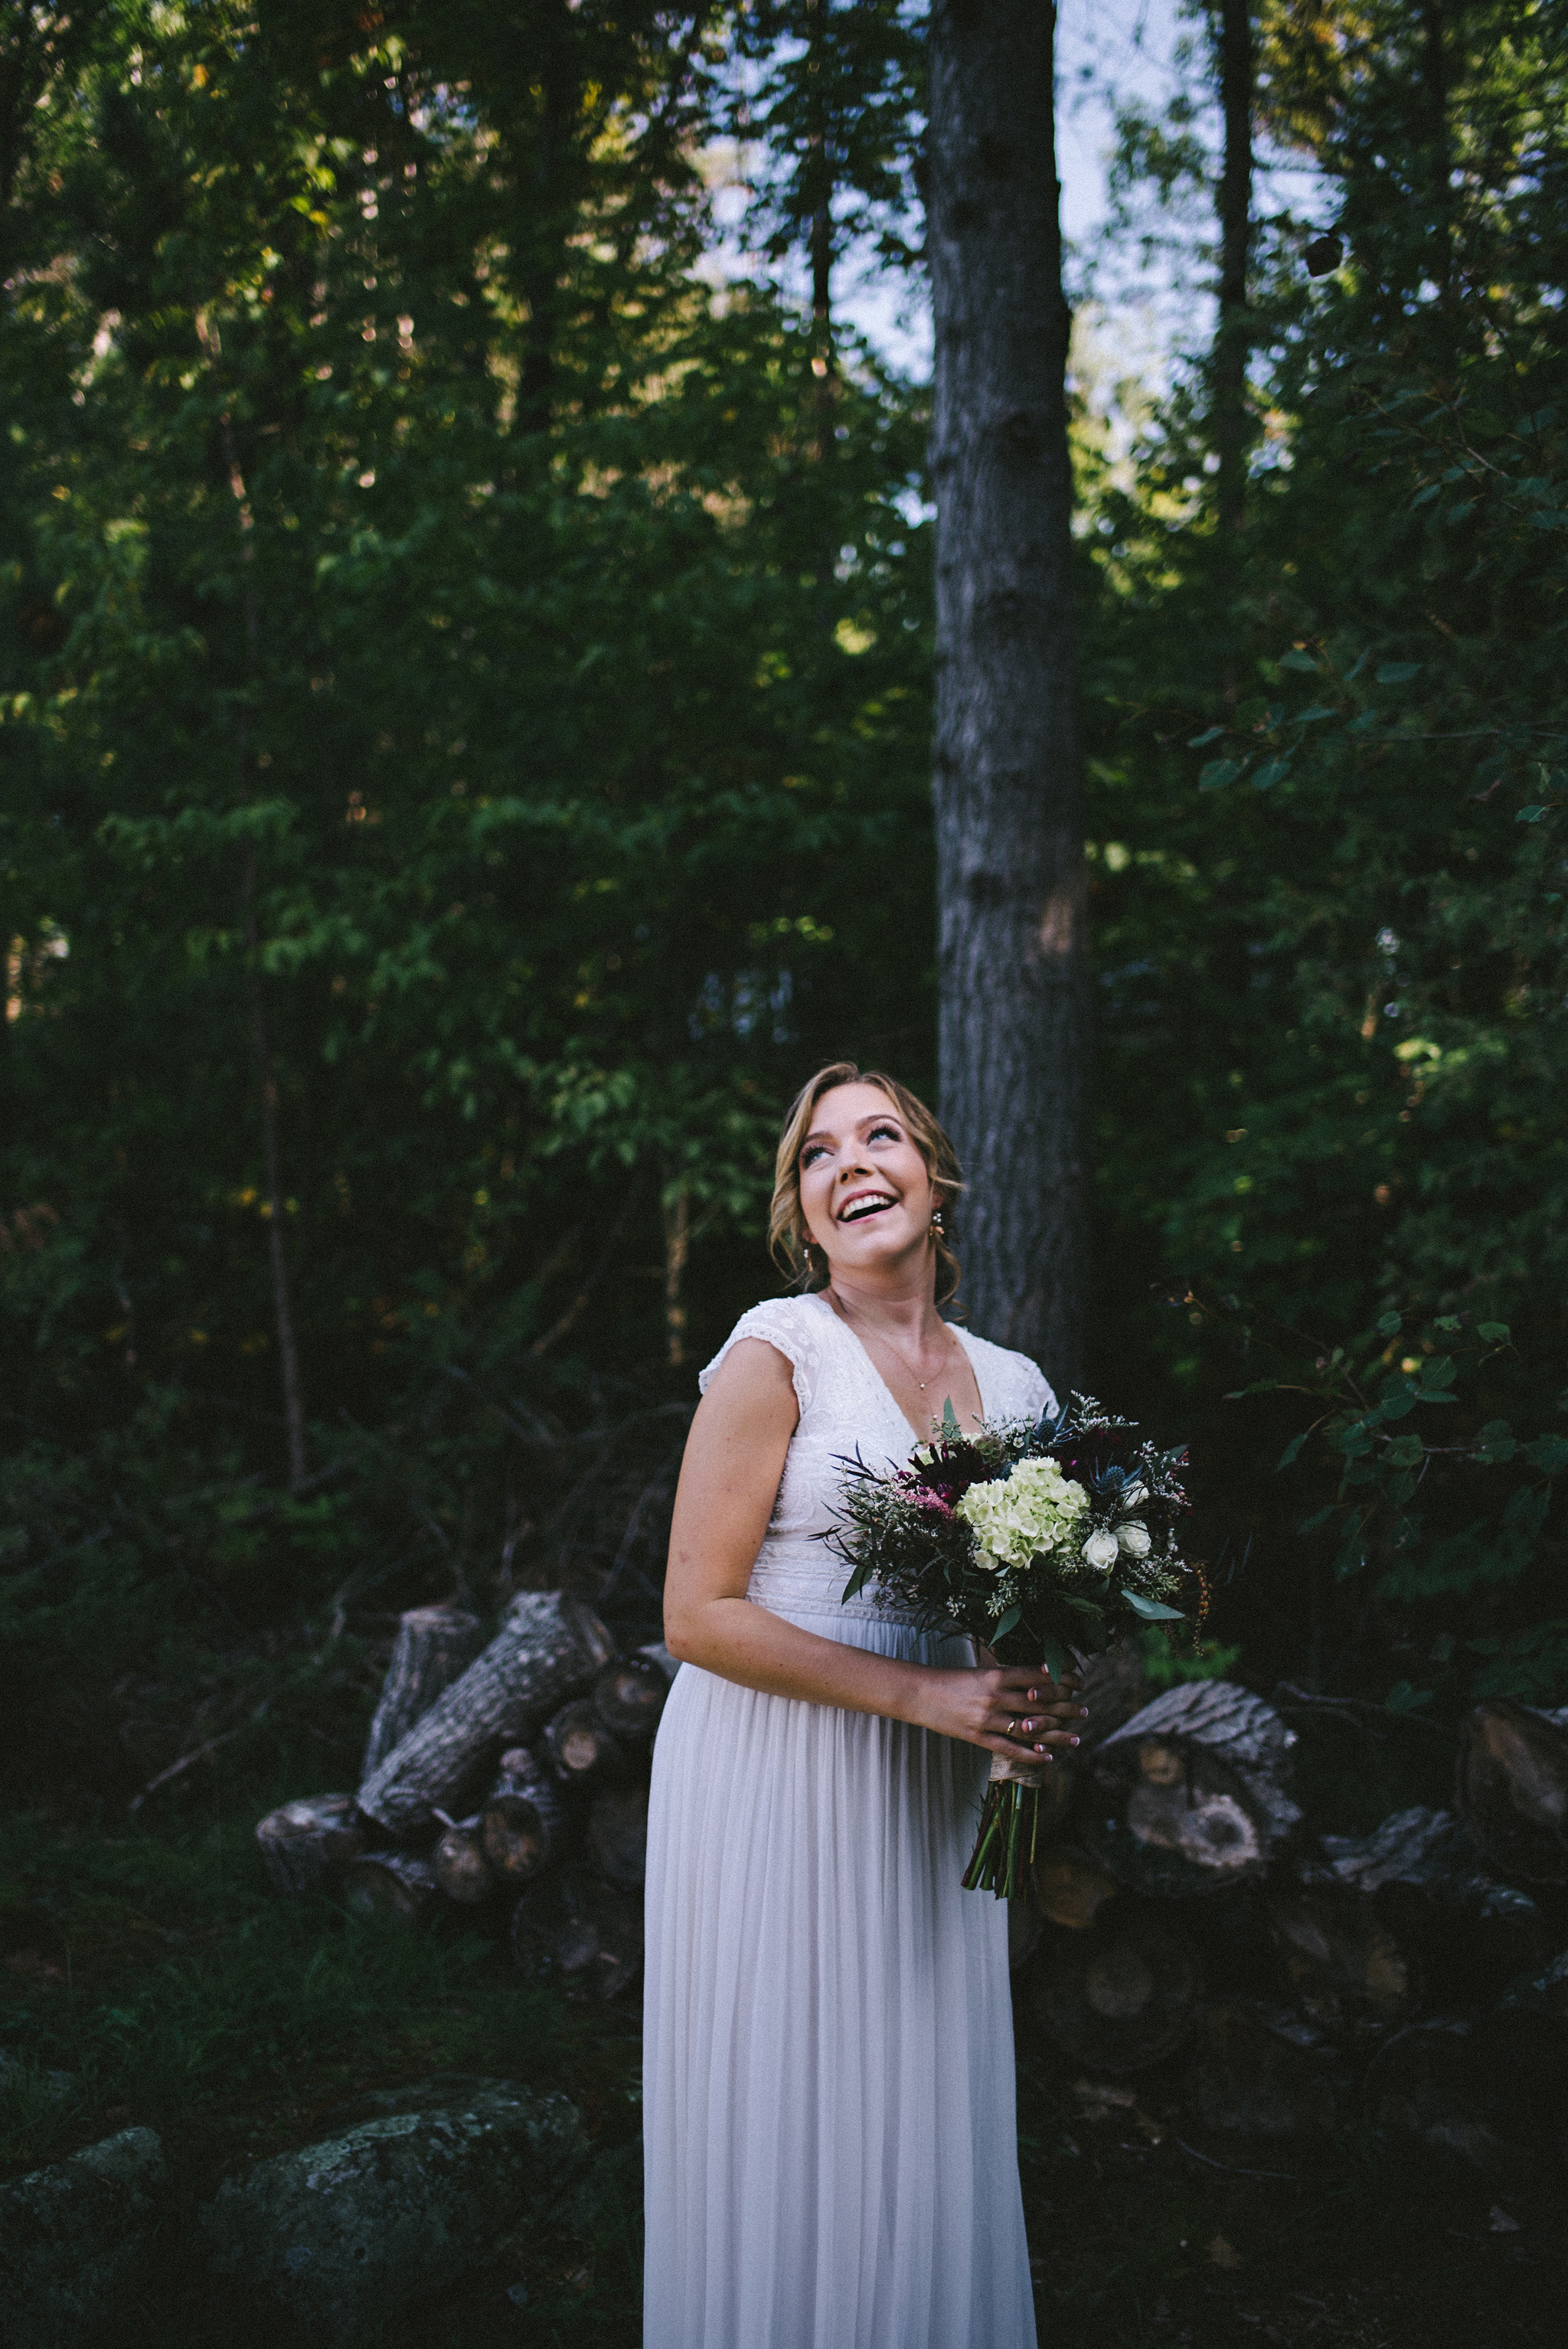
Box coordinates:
[956,1457,1089,1572]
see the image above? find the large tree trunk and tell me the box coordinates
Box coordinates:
[1211,0,1254,534]
[928,0,1086,1392]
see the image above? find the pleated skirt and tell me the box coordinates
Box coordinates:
[642,1612,1039,2349]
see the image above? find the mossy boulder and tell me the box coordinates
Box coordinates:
[0,2125,167,2349]
[200,2076,586,2338]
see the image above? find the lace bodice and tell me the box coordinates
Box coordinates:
[697,1292,1055,1625]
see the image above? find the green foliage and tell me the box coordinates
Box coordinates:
[1080,0,1568,1698]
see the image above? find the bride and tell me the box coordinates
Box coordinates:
[643,1061,1086,2349]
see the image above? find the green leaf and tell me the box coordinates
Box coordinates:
[1378,1388,1418,1420]
[1276,1430,1309,1470]
[1517,805,1550,823]
[1277,649,1319,672]
[1187,725,1225,748]
[1296,1506,1336,1535]
[991,1604,1021,1642]
[841,1563,874,1602]
[1504,1485,1551,1537]
[1252,756,1292,790]
[1293,704,1337,723]
[1123,1590,1185,1622]
[1473,1420,1517,1463]
[1476,1322,1511,1342]
[1419,1355,1457,1388]
[1385,1681,1434,1712]
[1376,1310,1403,1337]
[1198,758,1242,790]
[1524,1434,1568,1475]
[1376,662,1422,683]
[1434,1316,1463,1333]
[942,1396,960,1438]
[1331,1515,1370,1580]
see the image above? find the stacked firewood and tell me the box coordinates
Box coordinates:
[259,1602,1568,2165]
[255,1592,673,2000]
[1013,1663,1568,2171]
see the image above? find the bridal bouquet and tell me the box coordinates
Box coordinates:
[828,1394,1197,1898]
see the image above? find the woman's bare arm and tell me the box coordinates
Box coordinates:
[662,1339,1082,1764]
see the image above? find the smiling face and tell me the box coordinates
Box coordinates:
[797,1083,939,1282]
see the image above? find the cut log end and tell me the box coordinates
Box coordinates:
[433,1819,494,1905]
[592,1655,671,1743]
[256,1793,365,1896]
[543,1698,626,1788]
[342,1851,439,1926]
[1029,1903,1203,2074]
[587,1785,649,1890]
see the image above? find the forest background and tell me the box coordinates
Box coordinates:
[0,3,1566,2328]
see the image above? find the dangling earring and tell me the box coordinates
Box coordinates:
[929,1210,944,1240]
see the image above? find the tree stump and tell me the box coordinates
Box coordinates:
[586,1785,649,1889]
[542,1698,626,1789]
[510,1867,643,1999]
[1032,1846,1120,1932]
[432,1818,493,1906]
[255,1793,366,1896]
[361,1606,485,1783]
[1318,1805,1545,2005]
[1264,1882,1414,2034]
[341,1851,439,1926]
[591,1655,671,1744]
[358,1593,614,1833]
[1455,1698,1568,1886]
[480,1749,566,1890]
[1083,1681,1302,1897]
[1184,1998,1342,2138]
[1028,1901,1203,2073]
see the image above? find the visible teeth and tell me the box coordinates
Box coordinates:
[841,1193,895,1222]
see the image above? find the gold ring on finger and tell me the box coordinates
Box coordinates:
[1006,1718,1018,1736]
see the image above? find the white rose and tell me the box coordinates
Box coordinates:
[1117,1521,1152,1558]
[1083,1529,1119,1572]
[1119,1483,1148,1510]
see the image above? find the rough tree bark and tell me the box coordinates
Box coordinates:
[1212,0,1254,534]
[928,0,1086,1391]
[357,1593,613,1832]
[254,1792,365,1896]
[360,1606,485,1783]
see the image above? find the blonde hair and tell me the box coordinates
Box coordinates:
[768,1061,965,1305]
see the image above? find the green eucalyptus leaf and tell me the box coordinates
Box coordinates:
[1123,1591,1185,1622]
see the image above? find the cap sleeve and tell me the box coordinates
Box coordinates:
[698,1298,822,1419]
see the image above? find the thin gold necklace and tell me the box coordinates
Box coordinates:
[830,1289,956,1392]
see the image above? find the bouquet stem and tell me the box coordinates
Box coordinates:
[962,1755,1049,1900]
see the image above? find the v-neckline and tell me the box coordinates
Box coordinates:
[811,1291,987,1446]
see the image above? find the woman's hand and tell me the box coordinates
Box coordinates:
[910,1662,1087,1765]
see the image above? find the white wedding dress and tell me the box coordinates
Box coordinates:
[643,1291,1050,2349]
